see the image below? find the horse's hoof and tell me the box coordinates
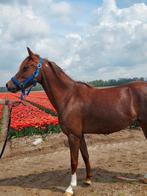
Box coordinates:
[141,179,147,184]
[84,179,92,185]
[63,192,73,196]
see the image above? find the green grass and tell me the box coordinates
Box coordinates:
[8,125,61,139]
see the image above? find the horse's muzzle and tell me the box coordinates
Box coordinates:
[6,82,18,93]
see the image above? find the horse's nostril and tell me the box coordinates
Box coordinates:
[6,83,10,90]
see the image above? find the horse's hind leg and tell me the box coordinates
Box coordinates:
[140,122,147,139]
[80,135,92,185]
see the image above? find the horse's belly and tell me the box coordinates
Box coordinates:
[83,114,131,134]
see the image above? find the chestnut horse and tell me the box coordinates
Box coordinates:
[6,48,147,196]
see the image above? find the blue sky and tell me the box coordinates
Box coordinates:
[0,0,147,86]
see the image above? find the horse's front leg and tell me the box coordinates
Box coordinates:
[64,133,80,196]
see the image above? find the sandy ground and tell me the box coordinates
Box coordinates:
[0,128,147,196]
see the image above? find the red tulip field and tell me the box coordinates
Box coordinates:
[0,105,3,122]
[0,92,147,196]
[26,92,57,114]
[0,92,59,137]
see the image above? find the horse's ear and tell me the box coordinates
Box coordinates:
[27,47,35,59]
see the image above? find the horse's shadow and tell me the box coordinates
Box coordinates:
[0,167,143,193]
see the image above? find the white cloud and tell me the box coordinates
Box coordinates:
[0,1,72,85]
[50,1,72,23]
[0,0,147,86]
[51,1,71,15]
[0,4,49,40]
[63,0,147,81]
[0,3,50,75]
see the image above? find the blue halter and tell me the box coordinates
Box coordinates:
[11,57,43,100]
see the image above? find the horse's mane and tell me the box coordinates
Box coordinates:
[76,81,92,88]
[46,59,92,88]
[47,60,74,81]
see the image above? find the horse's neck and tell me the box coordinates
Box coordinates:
[41,62,74,111]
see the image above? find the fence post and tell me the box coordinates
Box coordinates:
[0,98,11,158]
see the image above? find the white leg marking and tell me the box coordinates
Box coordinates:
[65,185,73,195]
[65,173,77,194]
[71,172,77,186]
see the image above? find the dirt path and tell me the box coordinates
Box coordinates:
[0,129,147,196]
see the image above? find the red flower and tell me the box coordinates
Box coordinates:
[0,93,59,132]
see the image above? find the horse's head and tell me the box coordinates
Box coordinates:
[6,48,43,97]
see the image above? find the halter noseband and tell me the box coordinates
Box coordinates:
[11,57,43,100]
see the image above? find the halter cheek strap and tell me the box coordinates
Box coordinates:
[11,57,43,100]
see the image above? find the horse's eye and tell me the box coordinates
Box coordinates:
[23,66,29,72]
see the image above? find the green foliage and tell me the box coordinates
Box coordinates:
[8,125,61,139]
[130,120,140,129]
[31,83,43,91]
[0,83,43,92]
[0,87,7,92]
[89,77,145,87]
